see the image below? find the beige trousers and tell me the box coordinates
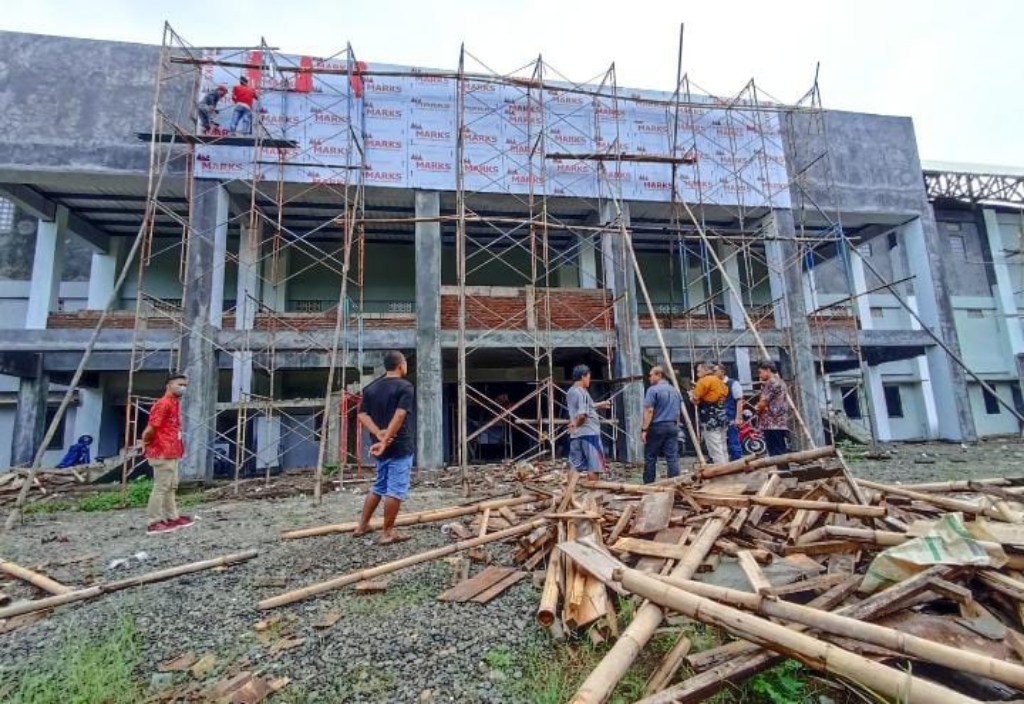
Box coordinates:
[147,458,180,523]
[702,427,729,466]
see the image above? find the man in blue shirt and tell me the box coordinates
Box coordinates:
[715,363,746,461]
[641,365,683,483]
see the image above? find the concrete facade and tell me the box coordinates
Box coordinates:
[0,29,1021,475]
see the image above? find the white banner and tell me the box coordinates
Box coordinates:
[193,53,791,207]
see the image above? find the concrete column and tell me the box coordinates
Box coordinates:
[86,238,121,310]
[231,221,261,404]
[262,245,290,312]
[764,210,824,448]
[73,383,105,447]
[717,242,752,385]
[179,181,228,480]
[25,207,68,329]
[415,191,443,470]
[848,248,891,442]
[600,201,643,462]
[901,216,976,441]
[579,236,599,289]
[907,294,941,439]
[11,356,47,467]
[982,209,1024,355]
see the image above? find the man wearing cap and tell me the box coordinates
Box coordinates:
[566,364,611,481]
[641,365,682,483]
[197,84,228,135]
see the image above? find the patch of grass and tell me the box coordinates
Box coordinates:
[744,659,809,704]
[0,615,143,704]
[338,581,436,617]
[74,478,204,512]
[23,500,74,515]
[484,645,514,670]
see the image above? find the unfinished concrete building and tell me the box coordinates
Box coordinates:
[0,28,1021,481]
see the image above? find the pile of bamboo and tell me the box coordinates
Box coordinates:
[273,446,1024,702]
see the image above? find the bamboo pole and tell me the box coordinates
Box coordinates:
[617,567,980,704]
[569,510,731,704]
[0,559,73,595]
[537,546,561,627]
[0,550,258,620]
[260,518,548,610]
[695,446,836,480]
[643,634,691,697]
[857,479,1008,521]
[281,494,540,540]
[651,573,1024,690]
[692,493,885,518]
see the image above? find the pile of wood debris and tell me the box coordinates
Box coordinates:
[271,446,1024,703]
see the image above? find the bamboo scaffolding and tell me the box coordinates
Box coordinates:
[0,559,73,595]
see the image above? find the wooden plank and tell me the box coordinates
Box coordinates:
[437,566,515,602]
[636,527,688,574]
[611,537,689,561]
[781,553,826,574]
[566,574,608,630]
[737,550,773,596]
[556,538,628,595]
[764,572,849,598]
[630,491,675,535]
[498,506,519,525]
[354,579,389,595]
[470,571,527,603]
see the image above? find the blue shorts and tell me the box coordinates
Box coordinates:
[569,435,605,472]
[372,455,414,500]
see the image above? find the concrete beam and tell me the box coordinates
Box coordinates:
[414,191,443,470]
[0,183,109,252]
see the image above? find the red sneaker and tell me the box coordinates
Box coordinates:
[146,521,178,535]
[171,515,195,528]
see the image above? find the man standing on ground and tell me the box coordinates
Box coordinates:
[141,374,195,535]
[715,363,746,461]
[567,364,611,482]
[755,361,790,457]
[354,350,415,545]
[688,362,729,466]
[641,365,682,483]
[229,76,258,135]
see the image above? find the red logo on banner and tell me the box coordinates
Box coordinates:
[295,56,313,93]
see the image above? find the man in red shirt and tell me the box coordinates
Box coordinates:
[141,374,194,535]
[228,76,258,135]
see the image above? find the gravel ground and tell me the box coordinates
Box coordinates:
[1,437,1022,703]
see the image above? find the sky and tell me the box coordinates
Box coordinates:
[3,0,1021,167]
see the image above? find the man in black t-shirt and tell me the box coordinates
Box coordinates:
[354,350,416,544]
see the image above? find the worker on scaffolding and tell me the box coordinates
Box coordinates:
[353,350,415,545]
[228,75,258,136]
[566,364,611,482]
[640,365,682,483]
[689,362,729,466]
[196,84,228,135]
[755,361,790,458]
[714,363,746,461]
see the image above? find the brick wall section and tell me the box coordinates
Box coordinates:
[439,288,613,331]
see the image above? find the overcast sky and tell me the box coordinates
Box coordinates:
[4,0,1020,167]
